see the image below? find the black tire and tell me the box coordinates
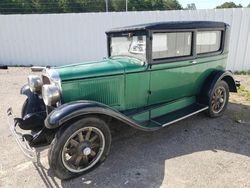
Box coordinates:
[21,98,28,118]
[48,117,111,180]
[207,80,229,118]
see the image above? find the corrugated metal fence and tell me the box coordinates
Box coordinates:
[0,8,250,71]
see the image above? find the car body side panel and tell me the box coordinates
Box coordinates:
[149,59,196,105]
[192,54,228,93]
[124,71,150,110]
[148,54,227,105]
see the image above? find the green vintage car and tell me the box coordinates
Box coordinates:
[8,21,238,179]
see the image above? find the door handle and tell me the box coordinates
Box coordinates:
[191,60,197,64]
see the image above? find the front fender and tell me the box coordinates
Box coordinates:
[199,70,237,105]
[45,100,158,131]
[20,84,45,116]
[20,84,31,96]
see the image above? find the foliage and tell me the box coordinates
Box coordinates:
[164,0,182,10]
[237,85,250,101]
[216,2,242,9]
[234,70,250,75]
[0,0,183,14]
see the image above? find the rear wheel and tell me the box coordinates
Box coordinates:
[207,80,229,117]
[48,117,111,180]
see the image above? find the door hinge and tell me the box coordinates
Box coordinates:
[148,90,152,95]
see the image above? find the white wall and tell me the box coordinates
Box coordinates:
[0,8,250,71]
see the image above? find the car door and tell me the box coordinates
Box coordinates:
[148,31,197,105]
[191,29,226,93]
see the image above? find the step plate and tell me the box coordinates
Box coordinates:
[143,104,208,128]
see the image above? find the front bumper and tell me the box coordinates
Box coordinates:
[7,107,37,162]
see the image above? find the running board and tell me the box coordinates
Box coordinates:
[142,104,208,128]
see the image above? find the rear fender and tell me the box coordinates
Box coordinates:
[199,70,237,105]
[45,100,158,131]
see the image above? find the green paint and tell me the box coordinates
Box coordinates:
[132,96,195,122]
[56,53,227,115]
[55,57,144,81]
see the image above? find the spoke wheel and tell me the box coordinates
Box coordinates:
[211,86,226,113]
[48,117,111,180]
[207,80,229,118]
[62,127,105,173]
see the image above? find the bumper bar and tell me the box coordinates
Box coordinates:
[7,107,37,162]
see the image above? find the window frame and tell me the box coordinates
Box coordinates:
[150,29,195,65]
[195,28,225,58]
[106,27,226,66]
[107,30,150,63]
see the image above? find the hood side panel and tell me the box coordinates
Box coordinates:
[61,75,125,110]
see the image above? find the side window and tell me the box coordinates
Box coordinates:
[196,31,222,54]
[152,32,192,59]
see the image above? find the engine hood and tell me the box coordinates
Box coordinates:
[54,57,146,81]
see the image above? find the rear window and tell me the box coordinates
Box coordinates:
[152,32,192,59]
[196,31,222,54]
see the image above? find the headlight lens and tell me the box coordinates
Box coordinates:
[28,75,42,92]
[42,84,60,106]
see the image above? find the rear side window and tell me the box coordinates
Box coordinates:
[152,32,192,59]
[196,31,222,54]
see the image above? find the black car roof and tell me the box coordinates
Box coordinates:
[106,21,228,34]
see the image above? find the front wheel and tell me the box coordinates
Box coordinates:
[207,80,229,118]
[48,117,111,180]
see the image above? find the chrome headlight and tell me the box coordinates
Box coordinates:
[28,75,42,92]
[42,84,60,106]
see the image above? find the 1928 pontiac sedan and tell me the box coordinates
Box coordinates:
[7,21,237,180]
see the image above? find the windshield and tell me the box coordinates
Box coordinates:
[110,35,146,61]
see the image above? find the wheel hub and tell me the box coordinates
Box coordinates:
[219,98,224,103]
[82,147,91,156]
[78,141,91,155]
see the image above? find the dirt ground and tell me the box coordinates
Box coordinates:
[0,67,250,188]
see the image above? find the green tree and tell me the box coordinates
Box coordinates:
[0,0,183,14]
[0,0,23,14]
[0,0,60,14]
[32,0,60,13]
[164,0,182,10]
[216,2,242,8]
[121,0,182,12]
[58,0,105,13]
[248,3,250,7]
[110,0,126,11]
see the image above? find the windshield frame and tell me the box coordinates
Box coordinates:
[107,30,149,64]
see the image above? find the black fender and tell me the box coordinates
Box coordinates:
[20,84,46,115]
[198,70,237,105]
[20,84,46,130]
[45,100,159,131]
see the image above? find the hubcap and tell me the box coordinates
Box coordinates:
[83,147,91,156]
[211,86,227,113]
[62,127,105,173]
[219,98,224,103]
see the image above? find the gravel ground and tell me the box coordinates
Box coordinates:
[0,67,250,188]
